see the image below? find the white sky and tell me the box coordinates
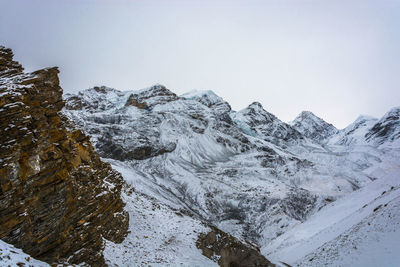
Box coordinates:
[1,0,399,128]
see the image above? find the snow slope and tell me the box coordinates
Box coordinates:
[262,166,400,266]
[103,187,216,266]
[0,240,49,267]
[297,195,400,267]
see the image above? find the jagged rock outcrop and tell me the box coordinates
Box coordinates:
[0,47,23,77]
[290,111,338,143]
[0,46,129,266]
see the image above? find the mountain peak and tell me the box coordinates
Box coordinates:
[233,101,303,144]
[135,84,174,96]
[294,110,328,123]
[239,101,278,122]
[291,111,337,143]
[181,89,223,105]
[248,101,264,110]
[124,84,179,109]
[181,89,231,114]
[298,110,318,119]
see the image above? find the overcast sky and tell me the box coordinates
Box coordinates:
[1,0,399,128]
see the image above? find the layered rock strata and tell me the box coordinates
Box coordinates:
[0,46,129,266]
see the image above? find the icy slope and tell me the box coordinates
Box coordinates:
[262,166,400,266]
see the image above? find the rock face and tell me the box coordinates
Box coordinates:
[0,46,129,265]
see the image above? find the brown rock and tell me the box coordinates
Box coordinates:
[196,226,275,267]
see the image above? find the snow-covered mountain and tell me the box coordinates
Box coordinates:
[63,84,400,265]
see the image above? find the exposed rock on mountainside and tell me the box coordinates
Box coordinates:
[197,226,275,267]
[290,111,338,143]
[125,84,180,109]
[0,46,129,266]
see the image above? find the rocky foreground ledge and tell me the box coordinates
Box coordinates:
[0,46,129,265]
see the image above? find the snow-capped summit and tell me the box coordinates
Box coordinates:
[290,111,337,143]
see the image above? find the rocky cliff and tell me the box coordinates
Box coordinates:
[0,46,129,266]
